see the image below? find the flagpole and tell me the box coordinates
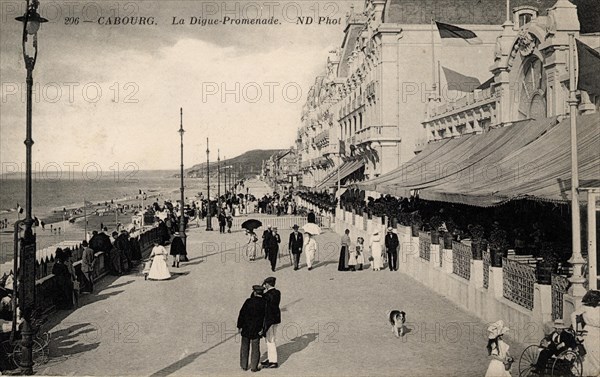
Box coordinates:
[437,60,441,98]
[431,17,437,97]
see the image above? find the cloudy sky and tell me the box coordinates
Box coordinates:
[0,0,360,171]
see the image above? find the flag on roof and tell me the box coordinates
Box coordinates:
[436,21,481,44]
[442,66,481,93]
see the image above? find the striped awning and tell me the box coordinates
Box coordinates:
[316,159,365,190]
[355,113,600,207]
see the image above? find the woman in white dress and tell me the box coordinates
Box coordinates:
[485,320,513,377]
[304,233,317,271]
[369,231,383,271]
[246,230,259,261]
[147,241,171,280]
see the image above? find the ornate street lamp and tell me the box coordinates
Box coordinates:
[224,156,227,196]
[15,0,48,374]
[205,138,213,231]
[178,108,186,246]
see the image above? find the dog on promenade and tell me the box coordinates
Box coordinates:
[388,310,406,337]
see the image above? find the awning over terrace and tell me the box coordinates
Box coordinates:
[355,114,600,207]
[316,159,365,190]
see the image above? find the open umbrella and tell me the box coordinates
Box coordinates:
[241,219,262,231]
[302,223,321,235]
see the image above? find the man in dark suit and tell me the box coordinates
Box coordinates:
[262,226,273,260]
[385,227,400,271]
[237,285,266,372]
[267,227,281,272]
[288,224,304,270]
[261,277,281,369]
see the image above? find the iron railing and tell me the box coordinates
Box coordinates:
[452,241,471,280]
[502,257,536,310]
[551,273,570,320]
[483,248,490,289]
[419,231,431,261]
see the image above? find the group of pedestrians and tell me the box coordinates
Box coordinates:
[237,277,281,372]
[337,227,400,272]
[251,224,317,272]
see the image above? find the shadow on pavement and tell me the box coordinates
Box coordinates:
[261,333,317,366]
[168,271,190,280]
[310,260,338,270]
[103,280,135,290]
[182,259,205,267]
[49,322,100,358]
[280,298,303,312]
[149,332,238,377]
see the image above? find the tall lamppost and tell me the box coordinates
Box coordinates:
[217,149,221,204]
[205,138,213,231]
[15,0,47,374]
[224,156,227,196]
[178,108,186,246]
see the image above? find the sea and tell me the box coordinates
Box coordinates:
[0,170,208,222]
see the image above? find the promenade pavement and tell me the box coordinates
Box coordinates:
[31,180,528,376]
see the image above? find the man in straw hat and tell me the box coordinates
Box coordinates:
[237,285,266,372]
[534,319,577,371]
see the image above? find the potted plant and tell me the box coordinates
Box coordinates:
[536,242,557,285]
[411,212,423,237]
[429,216,443,245]
[489,227,509,267]
[468,224,486,260]
[442,219,456,246]
[399,212,411,227]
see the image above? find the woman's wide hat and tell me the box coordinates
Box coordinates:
[487,320,509,339]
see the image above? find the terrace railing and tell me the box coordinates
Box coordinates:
[419,231,431,261]
[551,273,570,320]
[502,257,536,310]
[452,241,471,280]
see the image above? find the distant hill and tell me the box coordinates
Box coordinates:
[184,149,286,178]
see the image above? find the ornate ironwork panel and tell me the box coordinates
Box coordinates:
[502,258,536,310]
[483,248,490,289]
[551,273,570,320]
[452,241,471,280]
[419,231,431,261]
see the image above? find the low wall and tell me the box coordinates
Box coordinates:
[34,226,162,313]
[333,211,553,345]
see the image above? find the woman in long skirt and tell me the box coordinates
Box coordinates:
[246,230,258,260]
[369,231,383,271]
[148,242,171,280]
[353,237,365,271]
[338,229,351,271]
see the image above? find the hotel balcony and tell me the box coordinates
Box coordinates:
[354,126,400,145]
[314,129,330,147]
[312,156,328,168]
[320,143,338,156]
[428,87,496,119]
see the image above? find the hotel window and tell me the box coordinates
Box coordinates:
[513,6,538,29]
